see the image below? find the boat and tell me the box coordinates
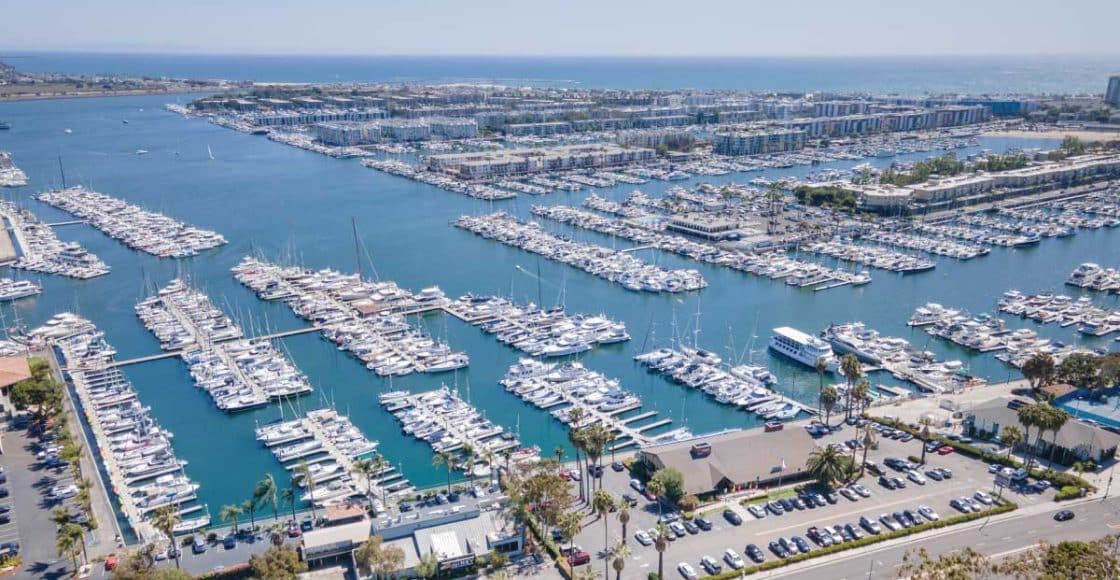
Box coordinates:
[0,121,10,130]
[136,149,149,155]
[769,327,838,371]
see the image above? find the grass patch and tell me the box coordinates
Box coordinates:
[740,488,799,506]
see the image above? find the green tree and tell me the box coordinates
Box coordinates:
[820,385,840,426]
[1044,405,1071,467]
[806,445,848,488]
[242,498,258,534]
[248,545,307,579]
[432,451,455,495]
[280,485,298,523]
[918,417,934,466]
[1001,425,1024,461]
[415,553,439,580]
[617,506,630,545]
[56,523,84,570]
[1058,353,1101,390]
[609,539,630,580]
[653,523,668,580]
[149,505,182,568]
[219,503,242,535]
[839,354,863,420]
[592,490,616,579]
[1022,352,1057,390]
[294,460,317,522]
[649,467,685,505]
[255,474,279,522]
[353,457,379,512]
[814,357,829,416]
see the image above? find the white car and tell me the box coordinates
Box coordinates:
[635,530,653,546]
[723,548,746,570]
[678,562,698,580]
[51,484,79,499]
[747,504,767,519]
[906,469,927,485]
[917,505,940,521]
[974,490,995,505]
[879,513,901,531]
[851,483,872,498]
[838,487,860,501]
[668,521,687,537]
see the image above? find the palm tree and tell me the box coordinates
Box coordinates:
[56,523,83,570]
[432,451,455,495]
[819,385,840,426]
[280,485,298,523]
[295,460,318,521]
[1018,404,1046,470]
[150,505,183,568]
[242,499,258,534]
[860,427,877,478]
[220,504,243,535]
[618,506,630,545]
[609,540,630,580]
[653,523,669,580]
[353,458,378,512]
[851,378,871,417]
[1045,406,1070,467]
[1001,425,1024,462]
[572,567,599,580]
[255,474,279,522]
[592,490,615,579]
[645,478,665,518]
[806,445,847,488]
[462,443,477,489]
[918,417,934,466]
[815,357,828,415]
[839,354,862,420]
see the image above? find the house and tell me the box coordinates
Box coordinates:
[964,397,1120,465]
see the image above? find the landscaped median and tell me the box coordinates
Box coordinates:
[867,415,1096,499]
[702,500,1019,579]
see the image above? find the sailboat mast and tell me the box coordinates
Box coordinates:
[352,217,362,280]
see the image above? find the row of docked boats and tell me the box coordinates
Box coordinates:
[1067,263,1120,294]
[448,294,629,357]
[0,277,41,302]
[135,278,242,350]
[821,322,976,394]
[500,358,690,448]
[232,256,469,376]
[35,186,227,258]
[45,314,209,537]
[0,200,110,279]
[362,159,516,200]
[528,204,869,291]
[957,214,1068,239]
[633,347,799,420]
[913,221,1040,248]
[381,387,526,476]
[999,290,1120,337]
[453,212,707,293]
[583,192,648,218]
[799,239,936,274]
[863,231,989,260]
[0,151,28,188]
[999,201,1120,231]
[256,409,401,506]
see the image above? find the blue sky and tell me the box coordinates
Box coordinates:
[4,0,1120,57]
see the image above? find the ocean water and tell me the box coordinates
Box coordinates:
[0,91,1117,520]
[3,53,1117,94]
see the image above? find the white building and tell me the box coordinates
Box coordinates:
[712,129,807,156]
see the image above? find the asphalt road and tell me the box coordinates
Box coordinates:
[772,497,1120,580]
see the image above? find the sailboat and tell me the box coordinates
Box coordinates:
[207,145,215,160]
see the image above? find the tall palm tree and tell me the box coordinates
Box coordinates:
[860,427,877,478]
[1018,404,1045,470]
[806,445,847,488]
[918,417,934,466]
[592,490,615,579]
[584,424,612,494]
[295,460,318,521]
[219,504,242,535]
[255,474,279,522]
[815,357,828,415]
[150,505,183,568]
[851,378,871,417]
[432,451,455,495]
[1001,425,1024,462]
[653,523,669,580]
[353,458,378,512]
[819,385,839,426]
[618,506,630,545]
[645,478,665,518]
[280,485,298,523]
[609,540,630,580]
[1045,406,1070,467]
[839,354,862,420]
[242,499,257,534]
[56,523,83,570]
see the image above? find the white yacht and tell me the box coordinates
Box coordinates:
[0,278,42,301]
[768,327,837,371]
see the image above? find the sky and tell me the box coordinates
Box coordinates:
[3,0,1120,58]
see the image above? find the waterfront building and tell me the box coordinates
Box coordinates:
[428,117,480,139]
[712,129,807,156]
[1107,75,1120,108]
[425,144,657,180]
[812,100,871,117]
[252,108,388,127]
[965,397,1120,465]
[666,215,741,240]
[379,119,432,141]
[616,128,695,150]
[716,109,763,124]
[911,174,994,203]
[504,121,572,137]
[313,121,383,146]
[637,429,817,497]
[855,183,914,212]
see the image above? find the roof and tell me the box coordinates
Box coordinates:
[301,519,370,558]
[967,397,1120,454]
[1040,383,1078,399]
[773,326,813,343]
[0,357,31,389]
[323,503,366,523]
[640,428,817,495]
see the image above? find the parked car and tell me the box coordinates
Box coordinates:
[191,538,206,555]
[677,562,698,580]
[768,541,790,558]
[629,479,644,492]
[838,487,859,501]
[567,550,591,566]
[766,501,784,515]
[824,491,839,504]
[879,475,899,490]
[744,544,765,564]
[611,461,625,472]
[851,483,871,498]
[694,517,713,531]
[668,522,687,537]
[791,536,811,554]
[222,535,236,550]
[723,548,746,569]
[917,505,940,521]
[974,491,995,505]
[748,504,767,519]
[859,515,882,534]
[700,555,722,574]
[950,498,974,513]
[893,511,913,528]
[925,468,944,481]
[723,509,743,526]
[906,470,927,485]
[806,526,832,547]
[879,513,901,531]
[622,494,638,507]
[937,445,955,455]
[635,530,653,546]
[844,523,864,540]
[682,520,699,535]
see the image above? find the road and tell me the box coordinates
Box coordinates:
[771,497,1120,579]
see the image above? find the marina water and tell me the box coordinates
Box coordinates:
[1,91,1118,517]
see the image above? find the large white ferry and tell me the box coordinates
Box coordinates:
[768,326,838,371]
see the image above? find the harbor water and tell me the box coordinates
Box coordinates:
[1,93,1118,516]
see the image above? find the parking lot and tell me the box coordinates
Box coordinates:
[570,419,1053,579]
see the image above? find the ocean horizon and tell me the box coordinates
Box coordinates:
[2,51,1116,94]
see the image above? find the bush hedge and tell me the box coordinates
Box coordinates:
[525,513,572,579]
[1055,485,1084,501]
[867,416,1095,498]
[701,501,1018,579]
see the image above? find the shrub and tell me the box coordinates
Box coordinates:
[1055,485,1083,501]
[648,574,660,580]
[907,455,922,464]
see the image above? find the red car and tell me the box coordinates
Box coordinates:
[567,550,591,566]
[104,554,119,571]
[643,490,657,501]
[937,445,955,455]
